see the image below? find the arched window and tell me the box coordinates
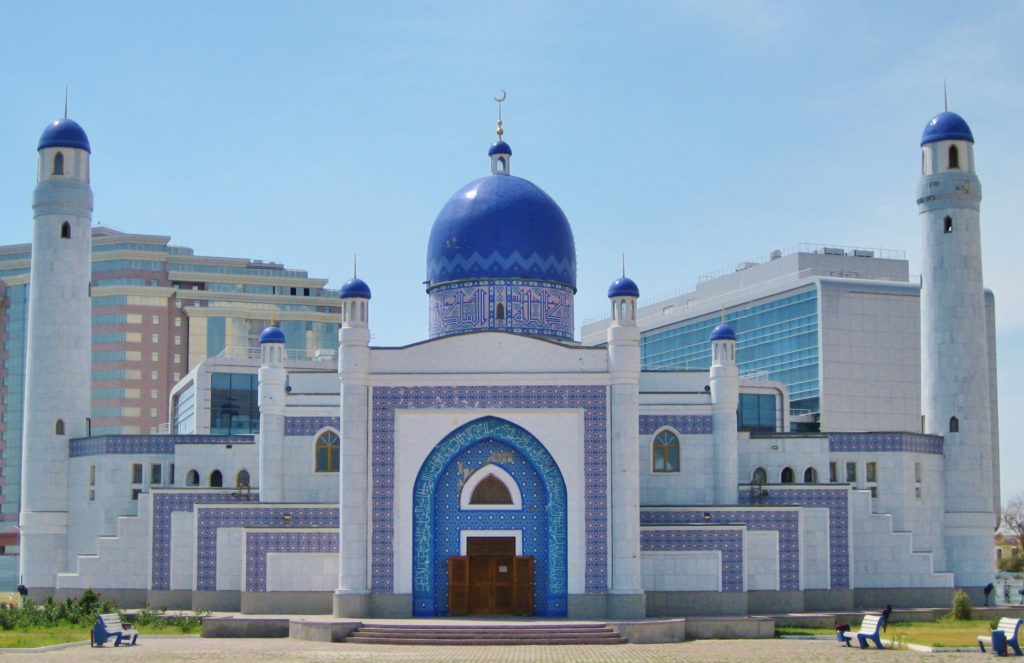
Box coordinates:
[944,216,953,234]
[60,221,71,239]
[53,152,64,176]
[949,416,960,433]
[804,467,818,483]
[948,144,959,169]
[315,430,340,472]
[236,469,250,488]
[186,470,199,486]
[210,470,223,488]
[495,302,505,321]
[55,419,65,435]
[652,430,680,472]
[752,467,767,485]
[469,475,513,505]
[781,467,795,484]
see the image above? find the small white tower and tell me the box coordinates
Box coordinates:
[20,117,94,591]
[257,325,287,502]
[334,275,372,617]
[917,110,996,590]
[605,275,645,618]
[709,323,739,505]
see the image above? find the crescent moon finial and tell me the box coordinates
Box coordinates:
[494,89,507,139]
[494,89,507,103]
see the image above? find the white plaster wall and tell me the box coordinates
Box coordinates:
[57,493,152,590]
[640,433,715,504]
[215,528,245,591]
[744,530,779,590]
[800,508,830,589]
[641,551,721,591]
[174,444,258,490]
[170,511,195,590]
[740,435,830,489]
[279,433,338,503]
[391,408,586,595]
[266,552,338,592]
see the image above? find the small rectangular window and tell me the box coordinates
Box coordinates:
[151,333,159,343]
[866,461,877,483]
[151,371,159,381]
[151,352,159,362]
[151,464,162,485]
[869,486,878,498]
[152,315,160,324]
[175,317,182,327]
[131,463,143,484]
[829,462,837,483]
[174,335,181,345]
[131,488,142,501]
[915,486,922,498]
[169,463,175,486]
[846,461,857,483]
[914,462,922,483]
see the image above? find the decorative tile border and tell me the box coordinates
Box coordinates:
[371,385,607,595]
[640,528,744,591]
[284,416,340,436]
[151,490,259,590]
[70,434,253,457]
[412,418,566,616]
[829,432,943,455]
[244,530,339,592]
[739,486,850,589]
[639,415,714,435]
[641,508,799,590]
[195,505,338,591]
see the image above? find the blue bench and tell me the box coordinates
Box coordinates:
[92,613,138,647]
[978,617,1023,656]
[837,614,885,649]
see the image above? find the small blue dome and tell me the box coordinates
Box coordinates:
[921,112,974,146]
[339,277,372,299]
[427,175,576,289]
[488,140,512,156]
[38,118,91,153]
[607,276,639,298]
[709,323,736,341]
[258,326,286,344]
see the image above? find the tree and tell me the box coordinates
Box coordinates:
[1001,494,1024,558]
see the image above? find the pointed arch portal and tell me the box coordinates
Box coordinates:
[411,416,567,616]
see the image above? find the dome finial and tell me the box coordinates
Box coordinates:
[621,254,626,278]
[494,89,506,140]
[64,86,68,119]
[353,253,357,279]
[944,78,948,112]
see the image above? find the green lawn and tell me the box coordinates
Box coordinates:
[0,622,199,649]
[778,619,1001,648]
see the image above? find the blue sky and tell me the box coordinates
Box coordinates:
[2,1,1022,498]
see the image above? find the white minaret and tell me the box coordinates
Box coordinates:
[709,323,739,505]
[917,110,996,590]
[257,326,287,501]
[334,275,372,617]
[20,117,94,590]
[605,275,645,618]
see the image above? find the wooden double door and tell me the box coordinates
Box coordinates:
[448,537,534,616]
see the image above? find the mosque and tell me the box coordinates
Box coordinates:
[18,105,998,618]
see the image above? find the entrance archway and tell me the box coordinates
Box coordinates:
[411,416,567,616]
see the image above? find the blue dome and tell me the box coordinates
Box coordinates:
[607,276,639,298]
[426,175,577,289]
[258,325,286,344]
[339,277,372,299]
[709,323,736,341]
[921,112,974,146]
[488,140,512,156]
[38,118,91,153]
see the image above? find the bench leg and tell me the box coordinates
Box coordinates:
[979,642,987,653]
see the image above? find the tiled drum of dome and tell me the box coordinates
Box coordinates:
[428,280,574,339]
[429,439,553,615]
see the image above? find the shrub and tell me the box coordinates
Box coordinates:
[951,589,972,620]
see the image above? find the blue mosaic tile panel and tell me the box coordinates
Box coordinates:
[428,279,575,340]
[738,486,850,589]
[413,421,566,616]
[638,415,714,435]
[244,530,339,592]
[371,385,607,596]
[195,505,338,591]
[829,432,943,455]
[641,509,800,590]
[640,528,744,592]
[284,416,341,436]
[69,434,254,457]
[151,490,259,590]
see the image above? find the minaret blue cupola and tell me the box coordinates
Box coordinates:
[258,325,286,345]
[425,101,576,341]
[339,277,372,300]
[709,323,736,341]
[607,276,640,299]
[921,111,974,146]
[38,117,91,153]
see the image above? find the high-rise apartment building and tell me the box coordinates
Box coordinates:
[0,227,342,525]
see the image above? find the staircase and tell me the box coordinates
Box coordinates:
[344,622,627,645]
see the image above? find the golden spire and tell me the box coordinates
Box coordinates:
[494,89,506,139]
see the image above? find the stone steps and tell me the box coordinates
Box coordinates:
[345,622,627,645]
